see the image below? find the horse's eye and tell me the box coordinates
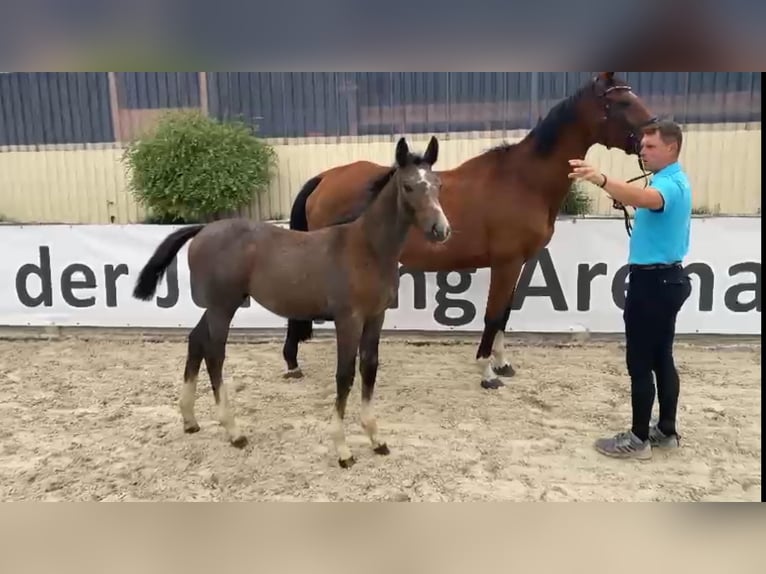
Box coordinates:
[403,184,413,193]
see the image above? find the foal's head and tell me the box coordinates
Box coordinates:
[393,136,451,243]
[578,72,658,156]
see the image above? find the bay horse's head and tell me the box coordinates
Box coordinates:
[394,136,450,243]
[581,72,658,156]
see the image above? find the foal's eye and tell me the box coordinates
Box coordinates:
[403,184,413,193]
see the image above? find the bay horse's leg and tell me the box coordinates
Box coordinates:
[180,311,208,433]
[281,318,311,379]
[358,312,389,456]
[475,259,524,390]
[331,315,364,468]
[491,304,516,377]
[205,304,248,448]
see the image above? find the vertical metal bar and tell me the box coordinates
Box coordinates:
[107,72,122,142]
[198,72,209,115]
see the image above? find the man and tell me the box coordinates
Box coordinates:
[568,120,693,460]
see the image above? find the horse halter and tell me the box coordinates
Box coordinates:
[598,83,659,237]
[598,83,658,153]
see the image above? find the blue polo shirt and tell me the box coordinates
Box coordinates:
[628,161,692,265]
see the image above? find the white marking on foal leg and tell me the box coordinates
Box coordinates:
[217,381,246,447]
[180,376,199,432]
[360,399,378,444]
[361,399,389,454]
[331,408,353,464]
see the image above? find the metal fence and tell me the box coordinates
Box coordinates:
[1,72,761,146]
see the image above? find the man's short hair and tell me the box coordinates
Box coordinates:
[642,119,683,153]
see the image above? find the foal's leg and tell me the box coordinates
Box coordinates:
[359,313,389,456]
[180,311,208,433]
[205,304,247,448]
[331,315,363,468]
[475,259,524,389]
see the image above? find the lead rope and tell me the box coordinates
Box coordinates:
[610,158,651,237]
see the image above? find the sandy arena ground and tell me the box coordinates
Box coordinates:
[0,332,760,501]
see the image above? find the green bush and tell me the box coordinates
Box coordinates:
[560,181,592,215]
[122,110,277,223]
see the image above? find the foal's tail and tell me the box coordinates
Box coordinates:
[289,175,322,231]
[133,224,205,301]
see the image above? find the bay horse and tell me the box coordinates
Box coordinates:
[132,136,449,468]
[283,72,658,390]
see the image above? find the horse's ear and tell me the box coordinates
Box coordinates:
[424,135,439,166]
[395,137,409,167]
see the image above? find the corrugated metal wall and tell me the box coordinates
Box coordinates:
[2,72,760,144]
[205,72,760,136]
[0,72,761,223]
[0,72,114,145]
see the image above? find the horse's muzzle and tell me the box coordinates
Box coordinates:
[429,221,451,243]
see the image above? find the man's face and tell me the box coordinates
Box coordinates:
[640,131,677,172]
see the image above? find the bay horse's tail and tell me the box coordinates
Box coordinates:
[133,224,205,301]
[289,175,322,231]
[286,175,323,344]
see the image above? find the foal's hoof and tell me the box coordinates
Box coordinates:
[184,423,200,434]
[374,443,390,456]
[492,363,516,377]
[338,455,356,469]
[230,436,249,449]
[283,368,304,380]
[481,378,505,390]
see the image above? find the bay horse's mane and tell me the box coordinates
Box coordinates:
[487,84,589,158]
[330,83,592,227]
[330,150,430,226]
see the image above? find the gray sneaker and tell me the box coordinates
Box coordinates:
[648,424,680,449]
[594,430,652,460]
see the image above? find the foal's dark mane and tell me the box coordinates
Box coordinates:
[486,83,591,159]
[329,151,429,226]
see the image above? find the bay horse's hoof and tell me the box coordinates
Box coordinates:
[338,455,356,468]
[493,363,516,377]
[184,423,201,434]
[283,368,304,380]
[373,443,390,456]
[230,435,249,449]
[481,378,505,390]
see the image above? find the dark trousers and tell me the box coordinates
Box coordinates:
[623,265,692,441]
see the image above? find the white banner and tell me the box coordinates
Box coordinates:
[0,218,760,334]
